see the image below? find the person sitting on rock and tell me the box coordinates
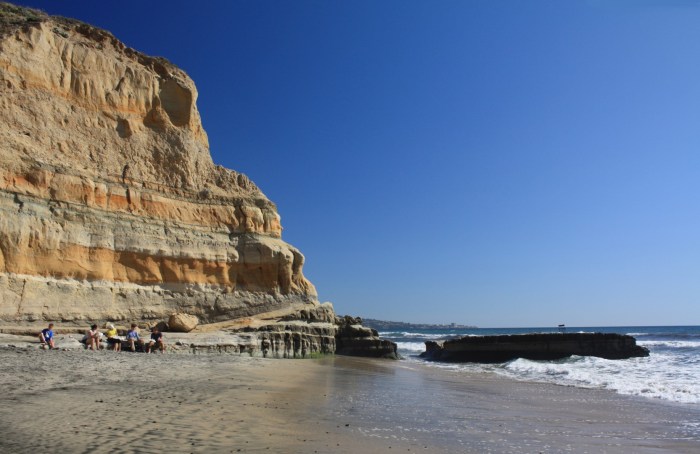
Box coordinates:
[82,324,101,350]
[126,323,143,352]
[146,326,165,353]
[39,323,55,349]
[105,323,122,352]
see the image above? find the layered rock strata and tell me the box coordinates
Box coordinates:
[421,333,650,363]
[0,4,316,325]
[0,4,397,359]
[0,4,397,358]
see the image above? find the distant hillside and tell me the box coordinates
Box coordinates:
[362,318,477,331]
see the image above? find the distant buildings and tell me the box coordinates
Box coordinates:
[362,318,477,331]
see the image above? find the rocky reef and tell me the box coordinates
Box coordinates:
[421,333,650,362]
[0,3,394,358]
[335,316,399,359]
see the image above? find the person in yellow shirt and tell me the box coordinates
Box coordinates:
[105,323,122,352]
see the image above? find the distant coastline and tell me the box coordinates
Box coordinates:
[362,318,477,331]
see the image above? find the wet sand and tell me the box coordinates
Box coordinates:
[0,349,698,453]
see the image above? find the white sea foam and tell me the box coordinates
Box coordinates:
[379,332,455,340]
[496,353,700,404]
[384,327,700,404]
[638,340,700,348]
[395,342,427,353]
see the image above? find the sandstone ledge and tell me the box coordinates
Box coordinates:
[0,317,395,360]
[0,330,329,357]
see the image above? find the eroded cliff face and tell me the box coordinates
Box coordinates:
[0,5,319,326]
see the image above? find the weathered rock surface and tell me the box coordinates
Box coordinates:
[420,333,650,363]
[0,4,314,324]
[168,313,198,332]
[335,316,399,359]
[0,4,397,359]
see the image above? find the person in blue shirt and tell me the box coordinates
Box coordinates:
[39,323,55,349]
[126,323,144,352]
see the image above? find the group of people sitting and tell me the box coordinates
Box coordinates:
[39,323,166,353]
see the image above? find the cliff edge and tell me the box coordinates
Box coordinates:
[0,3,336,344]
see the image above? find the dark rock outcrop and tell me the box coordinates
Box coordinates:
[335,316,400,359]
[420,333,649,363]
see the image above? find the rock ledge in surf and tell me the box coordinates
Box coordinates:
[420,332,649,363]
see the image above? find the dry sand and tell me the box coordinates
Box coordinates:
[0,346,698,453]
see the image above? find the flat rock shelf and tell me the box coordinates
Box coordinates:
[420,332,650,363]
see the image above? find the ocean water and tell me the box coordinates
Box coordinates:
[381,325,700,404]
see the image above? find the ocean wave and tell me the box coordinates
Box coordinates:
[413,359,493,374]
[378,332,464,340]
[394,342,427,353]
[639,340,700,349]
[630,332,700,339]
[496,355,700,404]
[386,326,700,403]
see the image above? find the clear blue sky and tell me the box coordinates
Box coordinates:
[15,1,700,327]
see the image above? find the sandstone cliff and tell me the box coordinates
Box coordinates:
[0,4,317,326]
[0,4,399,359]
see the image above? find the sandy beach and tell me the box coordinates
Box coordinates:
[1,345,699,454]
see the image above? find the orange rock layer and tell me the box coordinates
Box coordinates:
[0,6,321,324]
